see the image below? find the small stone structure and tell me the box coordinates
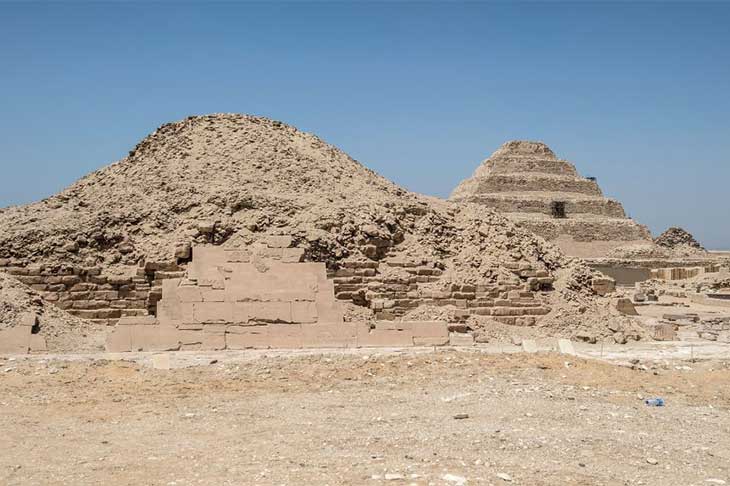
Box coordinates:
[0,313,46,354]
[2,234,554,340]
[0,259,168,326]
[650,264,721,281]
[331,258,552,325]
[450,141,652,257]
[106,240,450,351]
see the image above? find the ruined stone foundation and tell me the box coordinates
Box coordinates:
[105,244,449,352]
[450,141,652,257]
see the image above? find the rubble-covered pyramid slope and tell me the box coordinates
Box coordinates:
[0,272,101,350]
[449,141,652,258]
[655,227,705,252]
[0,114,562,282]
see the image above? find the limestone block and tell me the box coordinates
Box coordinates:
[105,326,132,352]
[357,323,414,347]
[375,321,412,331]
[522,339,538,353]
[178,323,204,330]
[412,321,449,346]
[161,278,181,298]
[201,289,225,302]
[301,322,358,348]
[646,323,677,341]
[0,326,32,354]
[267,324,304,348]
[226,326,269,349]
[151,354,171,370]
[177,286,203,303]
[117,316,158,326]
[177,329,202,347]
[291,301,318,323]
[193,302,233,323]
[129,325,160,351]
[558,339,576,355]
[264,236,293,248]
[174,243,192,260]
[616,298,639,316]
[252,245,283,259]
[201,326,227,351]
[592,277,616,296]
[224,250,251,263]
[449,332,475,346]
[157,300,184,326]
[232,302,252,324]
[199,277,225,289]
[29,334,47,352]
[200,332,226,351]
[282,247,305,263]
[247,302,292,323]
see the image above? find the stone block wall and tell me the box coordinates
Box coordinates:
[2,234,555,346]
[0,262,151,326]
[650,264,721,281]
[105,244,451,351]
[330,258,552,326]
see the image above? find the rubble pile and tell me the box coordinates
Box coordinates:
[655,227,705,252]
[0,272,100,350]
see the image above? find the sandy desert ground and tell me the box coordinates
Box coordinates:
[2,346,729,486]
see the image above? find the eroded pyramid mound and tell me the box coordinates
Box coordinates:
[450,141,652,258]
[0,115,561,279]
[655,227,705,252]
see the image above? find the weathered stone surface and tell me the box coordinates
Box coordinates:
[522,339,538,353]
[616,298,639,316]
[449,332,475,346]
[557,338,576,355]
[412,321,449,346]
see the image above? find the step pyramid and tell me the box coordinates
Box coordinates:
[450,141,652,257]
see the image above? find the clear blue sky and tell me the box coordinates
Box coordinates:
[1,2,728,249]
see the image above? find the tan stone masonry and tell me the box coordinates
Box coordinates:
[105,243,450,351]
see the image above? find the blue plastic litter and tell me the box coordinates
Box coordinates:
[645,398,665,407]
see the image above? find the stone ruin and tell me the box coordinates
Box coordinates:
[0,313,46,354]
[105,237,450,351]
[450,141,652,258]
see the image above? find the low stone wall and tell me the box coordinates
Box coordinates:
[106,243,451,351]
[330,259,552,326]
[651,265,721,281]
[689,293,730,308]
[0,260,186,326]
[2,236,556,343]
[107,318,450,352]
